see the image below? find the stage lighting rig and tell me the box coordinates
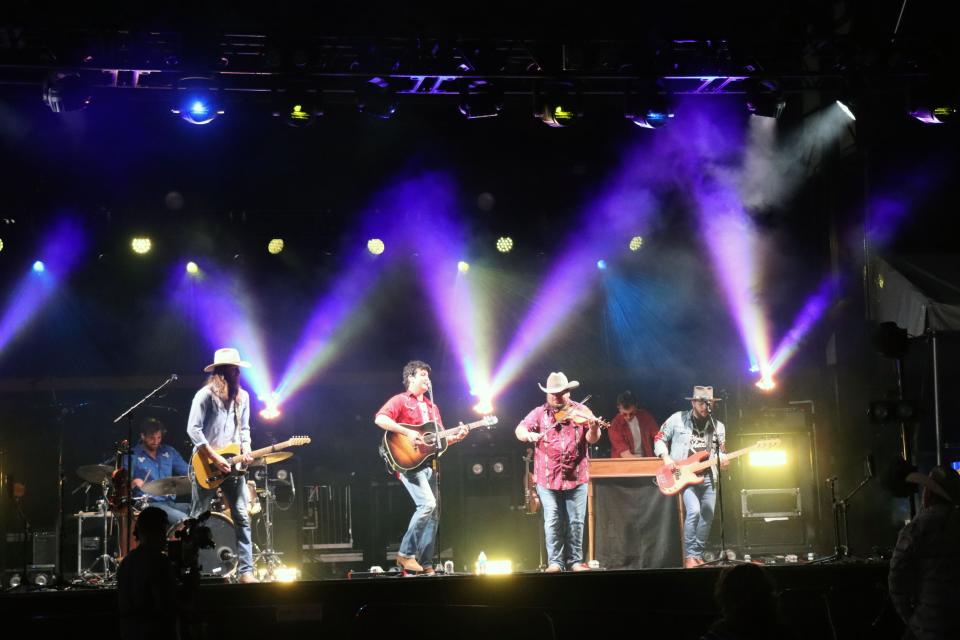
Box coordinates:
[459,80,503,119]
[495,237,513,253]
[357,77,398,119]
[170,77,224,125]
[744,77,786,119]
[42,72,92,113]
[625,81,673,129]
[534,81,583,128]
[273,86,323,127]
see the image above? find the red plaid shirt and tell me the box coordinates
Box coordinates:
[377,391,444,428]
[520,402,591,490]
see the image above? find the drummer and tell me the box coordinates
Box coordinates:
[124,417,191,526]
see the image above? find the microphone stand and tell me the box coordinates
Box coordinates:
[427,384,443,574]
[700,403,745,567]
[112,374,179,559]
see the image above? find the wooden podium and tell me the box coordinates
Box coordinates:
[587,457,684,563]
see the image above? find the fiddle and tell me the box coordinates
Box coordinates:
[553,402,610,428]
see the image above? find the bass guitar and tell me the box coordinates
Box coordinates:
[191,436,312,490]
[654,438,781,496]
[381,416,498,473]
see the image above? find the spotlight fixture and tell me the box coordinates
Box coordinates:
[755,377,776,392]
[835,100,856,121]
[495,236,513,253]
[42,72,92,113]
[185,261,200,275]
[367,238,385,255]
[868,400,918,424]
[471,463,485,476]
[357,77,398,119]
[0,238,4,252]
[33,260,45,273]
[534,81,583,128]
[131,237,152,255]
[457,261,470,273]
[459,80,503,119]
[267,238,285,255]
[628,236,643,251]
[907,81,957,124]
[744,78,786,119]
[171,77,224,125]
[625,81,673,129]
[273,86,322,127]
[596,259,607,270]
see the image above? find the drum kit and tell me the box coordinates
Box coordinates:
[73,450,296,584]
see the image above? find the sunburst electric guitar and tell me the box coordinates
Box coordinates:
[381,416,498,473]
[654,438,781,496]
[191,436,312,490]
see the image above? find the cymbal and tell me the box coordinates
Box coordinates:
[77,464,114,484]
[141,475,191,496]
[249,451,293,466]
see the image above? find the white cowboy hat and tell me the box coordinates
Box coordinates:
[906,465,960,505]
[203,348,252,373]
[538,371,580,394]
[685,385,721,402]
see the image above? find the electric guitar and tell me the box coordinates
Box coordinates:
[191,436,312,490]
[654,438,781,496]
[381,416,498,473]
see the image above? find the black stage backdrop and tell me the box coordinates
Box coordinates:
[594,479,682,569]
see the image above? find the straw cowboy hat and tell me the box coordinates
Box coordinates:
[685,385,721,402]
[906,464,960,505]
[204,348,251,373]
[538,372,580,394]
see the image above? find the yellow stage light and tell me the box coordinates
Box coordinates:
[475,559,513,575]
[457,261,470,273]
[268,238,285,255]
[748,450,788,467]
[185,261,200,275]
[496,237,513,253]
[629,236,643,251]
[367,238,385,255]
[131,237,152,255]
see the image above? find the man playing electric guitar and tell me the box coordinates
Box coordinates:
[186,347,257,583]
[375,360,468,574]
[653,385,728,568]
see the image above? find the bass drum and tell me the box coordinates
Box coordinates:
[168,512,238,578]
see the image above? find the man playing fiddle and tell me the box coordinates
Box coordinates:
[515,372,602,572]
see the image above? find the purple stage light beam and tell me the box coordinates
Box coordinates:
[767,274,840,375]
[0,218,86,355]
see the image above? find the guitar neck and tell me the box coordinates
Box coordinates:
[246,440,295,460]
[687,445,754,473]
[436,419,489,437]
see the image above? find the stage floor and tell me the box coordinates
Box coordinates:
[0,562,901,639]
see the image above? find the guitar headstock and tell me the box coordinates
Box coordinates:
[289,435,312,446]
[481,415,498,427]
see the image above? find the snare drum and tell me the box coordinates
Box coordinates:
[167,512,238,578]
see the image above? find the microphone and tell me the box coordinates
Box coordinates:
[170,374,179,382]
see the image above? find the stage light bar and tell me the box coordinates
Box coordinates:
[475,559,512,575]
[748,450,787,467]
[836,100,856,121]
[171,77,224,125]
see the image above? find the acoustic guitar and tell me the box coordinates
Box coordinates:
[191,436,311,490]
[380,416,498,473]
[654,438,781,496]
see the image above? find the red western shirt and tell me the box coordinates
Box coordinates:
[520,402,591,490]
[377,391,444,429]
[607,408,659,458]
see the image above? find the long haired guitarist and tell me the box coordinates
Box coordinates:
[374,360,468,574]
[186,347,257,583]
[653,385,729,569]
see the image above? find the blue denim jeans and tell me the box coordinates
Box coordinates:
[536,483,588,569]
[681,475,716,559]
[191,474,253,577]
[397,466,439,569]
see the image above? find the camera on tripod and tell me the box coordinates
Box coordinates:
[167,512,215,584]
